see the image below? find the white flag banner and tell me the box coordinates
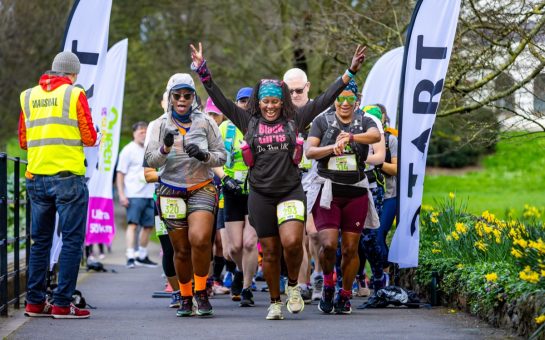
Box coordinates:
[388,0,461,268]
[50,0,112,268]
[62,0,112,180]
[360,46,404,128]
[86,39,127,246]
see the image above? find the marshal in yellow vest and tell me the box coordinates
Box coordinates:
[20,84,87,175]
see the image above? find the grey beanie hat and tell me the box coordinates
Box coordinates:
[52,51,81,74]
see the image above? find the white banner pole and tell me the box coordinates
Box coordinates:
[388,0,462,268]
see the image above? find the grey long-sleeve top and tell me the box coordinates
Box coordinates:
[144,110,226,190]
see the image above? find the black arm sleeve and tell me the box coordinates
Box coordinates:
[201,78,250,132]
[296,76,346,130]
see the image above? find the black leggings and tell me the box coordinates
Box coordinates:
[158,234,176,277]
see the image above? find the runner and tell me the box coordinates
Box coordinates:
[144,73,226,317]
[305,80,381,315]
[213,87,259,306]
[190,42,366,320]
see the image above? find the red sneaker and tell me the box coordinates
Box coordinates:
[51,303,90,319]
[25,301,52,317]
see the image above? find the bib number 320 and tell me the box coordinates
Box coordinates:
[277,200,305,224]
[160,197,187,219]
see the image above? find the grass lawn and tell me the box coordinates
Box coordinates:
[423,132,545,217]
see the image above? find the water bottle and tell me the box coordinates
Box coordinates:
[292,137,304,165]
[240,140,254,167]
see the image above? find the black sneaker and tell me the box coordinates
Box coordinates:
[231,271,243,301]
[176,296,193,317]
[240,288,254,307]
[126,258,135,269]
[334,291,352,314]
[194,290,213,316]
[135,256,158,268]
[318,286,335,314]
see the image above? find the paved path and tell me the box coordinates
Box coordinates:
[2,222,518,339]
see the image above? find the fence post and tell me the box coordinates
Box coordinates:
[13,157,21,308]
[0,153,8,316]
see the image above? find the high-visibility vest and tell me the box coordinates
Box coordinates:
[20,84,86,175]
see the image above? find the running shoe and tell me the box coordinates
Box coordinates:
[176,296,194,317]
[24,301,52,317]
[266,301,284,320]
[279,276,287,295]
[318,286,335,314]
[169,291,181,308]
[255,267,265,281]
[194,290,213,316]
[251,278,257,291]
[285,285,304,313]
[223,271,233,288]
[212,281,230,295]
[334,290,352,314]
[231,271,243,301]
[299,284,312,304]
[240,288,255,307]
[126,258,135,269]
[51,303,90,319]
[311,276,323,301]
[356,280,371,297]
[135,256,158,268]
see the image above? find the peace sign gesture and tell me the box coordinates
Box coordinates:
[349,45,367,73]
[190,42,204,68]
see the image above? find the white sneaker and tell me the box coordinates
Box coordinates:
[312,277,323,301]
[266,301,284,320]
[285,285,305,314]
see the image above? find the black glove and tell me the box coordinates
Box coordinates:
[163,128,179,147]
[185,143,208,162]
[222,175,242,195]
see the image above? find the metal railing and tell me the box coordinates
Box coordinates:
[0,153,31,316]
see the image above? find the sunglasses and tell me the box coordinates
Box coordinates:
[171,92,194,101]
[289,86,307,95]
[336,95,357,104]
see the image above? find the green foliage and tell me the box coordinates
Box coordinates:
[424,132,545,216]
[418,196,545,337]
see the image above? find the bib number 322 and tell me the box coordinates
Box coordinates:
[277,200,305,224]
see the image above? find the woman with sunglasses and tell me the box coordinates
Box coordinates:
[190,42,366,320]
[144,73,226,317]
[304,80,381,315]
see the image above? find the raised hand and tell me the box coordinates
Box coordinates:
[349,45,367,73]
[190,42,204,68]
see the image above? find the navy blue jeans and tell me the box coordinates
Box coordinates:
[26,173,88,306]
[377,197,397,265]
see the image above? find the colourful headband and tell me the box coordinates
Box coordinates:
[345,79,358,96]
[258,80,283,100]
[363,105,383,121]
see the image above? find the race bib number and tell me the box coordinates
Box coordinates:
[155,215,168,236]
[328,154,357,171]
[160,196,187,219]
[234,170,248,183]
[277,200,305,224]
